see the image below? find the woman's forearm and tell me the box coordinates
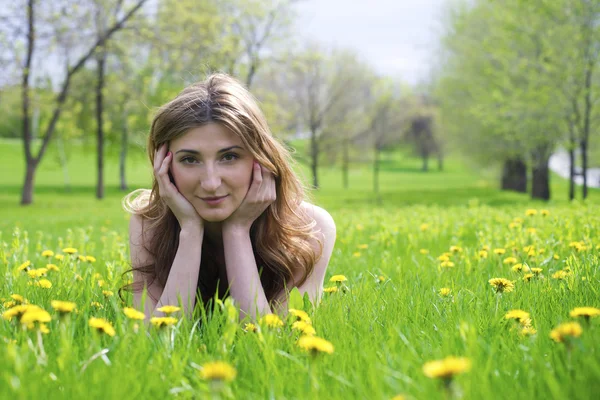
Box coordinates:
[222,227,271,320]
[154,227,203,318]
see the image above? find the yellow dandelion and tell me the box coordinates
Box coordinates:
[420,223,429,231]
[3,301,16,309]
[503,257,518,265]
[488,278,514,293]
[85,256,96,263]
[352,252,361,257]
[54,254,65,261]
[36,279,52,289]
[357,244,369,250]
[509,222,520,229]
[355,224,364,231]
[527,228,537,235]
[504,309,530,322]
[422,356,471,379]
[20,307,52,329]
[10,294,25,304]
[102,290,114,297]
[493,248,506,255]
[552,270,569,280]
[378,275,387,283]
[150,317,178,327]
[449,246,463,253]
[440,260,455,268]
[41,250,54,257]
[156,305,181,315]
[260,313,284,328]
[323,286,338,293]
[538,248,546,254]
[3,305,34,321]
[482,245,490,251]
[62,248,77,254]
[525,209,537,216]
[391,395,406,400]
[292,321,316,336]
[479,250,488,259]
[531,268,543,275]
[89,317,116,336]
[17,261,31,271]
[288,309,311,323]
[39,323,50,334]
[569,307,600,320]
[123,307,146,320]
[199,361,237,382]
[438,254,450,262]
[51,300,76,314]
[243,323,257,332]
[520,326,537,336]
[27,268,48,279]
[420,249,429,255]
[329,275,348,283]
[97,280,105,288]
[297,335,334,354]
[90,301,104,309]
[77,255,86,262]
[550,322,582,343]
[553,254,560,260]
[439,288,452,297]
[523,273,534,282]
[540,209,549,216]
[46,264,59,272]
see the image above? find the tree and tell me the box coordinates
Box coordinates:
[12,0,148,205]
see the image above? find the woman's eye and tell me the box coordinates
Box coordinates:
[181,157,197,164]
[222,153,239,162]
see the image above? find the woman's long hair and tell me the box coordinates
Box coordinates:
[120,73,322,308]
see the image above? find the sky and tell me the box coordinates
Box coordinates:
[292,0,450,85]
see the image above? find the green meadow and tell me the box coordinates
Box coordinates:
[1,138,599,399]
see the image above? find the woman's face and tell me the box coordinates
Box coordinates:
[168,123,254,222]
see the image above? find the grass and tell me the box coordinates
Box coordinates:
[1,138,599,399]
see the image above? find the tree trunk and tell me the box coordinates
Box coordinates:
[342,138,349,189]
[580,139,588,200]
[531,158,550,200]
[373,146,380,194]
[21,160,38,205]
[501,158,527,193]
[310,126,319,189]
[568,145,575,201]
[421,151,429,172]
[120,109,128,191]
[95,46,106,199]
[437,152,443,171]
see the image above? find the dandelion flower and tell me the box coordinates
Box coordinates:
[260,313,284,328]
[357,244,368,250]
[243,323,257,332]
[89,317,116,336]
[90,301,104,309]
[102,290,114,297]
[78,255,86,262]
[503,257,518,265]
[20,307,52,330]
[525,209,538,216]
[523,273,534,282]
[41,250,54,257]
[422,356,471,379]
[51,300,76,314]
[550,322,582,343]
[27,268,48,279]
[440,260,455,268]
[323,286,338,293]
[17,261,31,271]
[493,248,506,255]
[478,250,488,259]
[46,264,59,272]
[36,279,52,289]
[292,321,316,336]
[288,309,311,323]
[123,307,146,320]
[439,288,452,297]
[329,275,347,283]
[297,335,334,354]
[10,294,25,304]
[552,270,569,280]
[86,256,96,263]
[62,248,78,254]
[504,310,530,322]
[199,361,237,382]
[520,326,537,336]
[419,249,429,255]
[420,223,429,231]
[156,305,181,315]
[531,268,543,275]
[378,275,386,283]
[569,307,600,320]
[540,209,549,216]
[150,317,178,327]
[449,246,463,253]
[489,278,514,293]
[54,254,65,261]
[438,254,450,261]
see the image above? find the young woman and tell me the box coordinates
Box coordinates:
[122,73,336,320]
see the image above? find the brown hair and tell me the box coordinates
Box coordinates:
[120,73,321,308]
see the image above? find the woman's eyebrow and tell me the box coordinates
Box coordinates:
[175,146,244,155]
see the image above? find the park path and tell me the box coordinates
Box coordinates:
[549,149,600,188]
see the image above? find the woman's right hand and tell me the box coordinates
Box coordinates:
[154,143,203,232]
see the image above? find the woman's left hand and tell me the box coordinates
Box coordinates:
[223,161,276,233]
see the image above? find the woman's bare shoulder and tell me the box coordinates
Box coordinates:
[299,201,336,236]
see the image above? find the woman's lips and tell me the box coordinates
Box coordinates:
[201,195,228,205]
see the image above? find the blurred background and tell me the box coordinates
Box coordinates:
[1,0,599,232]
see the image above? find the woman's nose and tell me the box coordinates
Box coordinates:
[200,167,222,192]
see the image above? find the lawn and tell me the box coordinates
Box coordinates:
[1,138,599,399]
